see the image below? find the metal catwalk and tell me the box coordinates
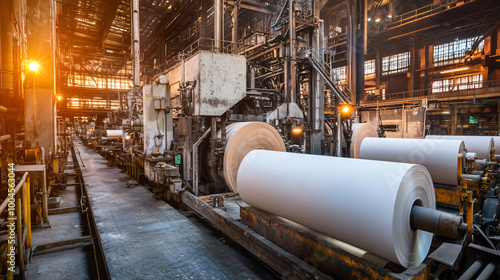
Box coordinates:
[76,142,267,279]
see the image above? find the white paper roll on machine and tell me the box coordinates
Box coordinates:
[350,123,378,158]
[106,130,123,138]
[223,122,286,192]
[425,135,493,160]
[237,150,467,268]
[359,138,467,186]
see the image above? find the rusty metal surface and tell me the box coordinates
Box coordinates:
[435,185,461,208]
[180,191,332,280]
[239,206,430,280]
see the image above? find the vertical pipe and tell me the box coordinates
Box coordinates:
[337,111,342,157]
[130,0,141,94]
[311,20,325,154]
[51,0,58,154]
[25,179,31,248]
[16,197,24,279]
[232,4,238,52]
[214,0,223,50]
[289,0,296,104]
[355,0,367,103]
[346,1,356,103]
[42,168,48,223]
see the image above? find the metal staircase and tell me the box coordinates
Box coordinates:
[307,49,352,105]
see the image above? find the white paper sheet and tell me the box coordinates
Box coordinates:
[425,135,493,160]
[237,150,435,268]
[359,138,464,186]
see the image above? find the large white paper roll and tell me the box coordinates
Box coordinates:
[425,135,493,160]
[223,122,286,192]
[106,130,123,137]
[350,123,378,158]
[237,150,435,268]
[359,138,464,186]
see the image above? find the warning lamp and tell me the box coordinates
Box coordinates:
[341,105,351,114]
[29,61,39,72]
[56,95,63,101]
[292,126,302,135]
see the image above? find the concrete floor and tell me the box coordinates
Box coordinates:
[77,142,275,280]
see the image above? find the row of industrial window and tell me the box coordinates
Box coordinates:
[67,97,120,110]
[433,37,484,66]
[431,74,483,93]
[68,73,132,90]
[333,51,410,82]
[332,36,482,82]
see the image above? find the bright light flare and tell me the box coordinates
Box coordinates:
[29,62,39,72]
[125,134,132,141]
[292,127,302,135]
[341,105,351,114]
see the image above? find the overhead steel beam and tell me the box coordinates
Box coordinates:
[226,0,273,14]
[99,0,121,48]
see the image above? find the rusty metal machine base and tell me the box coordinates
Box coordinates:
[180,191,431,280]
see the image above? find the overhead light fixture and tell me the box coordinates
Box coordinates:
[368,17,371,22]
[440,67,469,74]
[375,18,381,23]
[125,135,132,141]
[168,5,172,9]
[387,14,393,18]
[106,49,114,53]
[441,111,451,115]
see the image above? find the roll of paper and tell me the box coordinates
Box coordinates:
[359,138,464,186]
[237,150,435,268]
[350,123,378,158]
[425,135,493,160]
[223,122,286,192]
[106,130,123,137]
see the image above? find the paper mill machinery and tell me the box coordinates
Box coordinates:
[357,135,500,277]
[78,1,500,279]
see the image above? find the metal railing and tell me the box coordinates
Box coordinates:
[363,79,500,104]
[387,0,466,29]
[1,171,32,280]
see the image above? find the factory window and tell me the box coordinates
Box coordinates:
[382,52,410,75]
[364,60,375,79]
[431,74,483,93]
[433,37,484,66]
[67,97,119,110]
[332,66,347,84]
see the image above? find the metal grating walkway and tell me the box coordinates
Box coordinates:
[76,142,265,280]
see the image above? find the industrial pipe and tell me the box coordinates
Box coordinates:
[410,205,467,240]
[458,259,484,280]
[476,262,496,280]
